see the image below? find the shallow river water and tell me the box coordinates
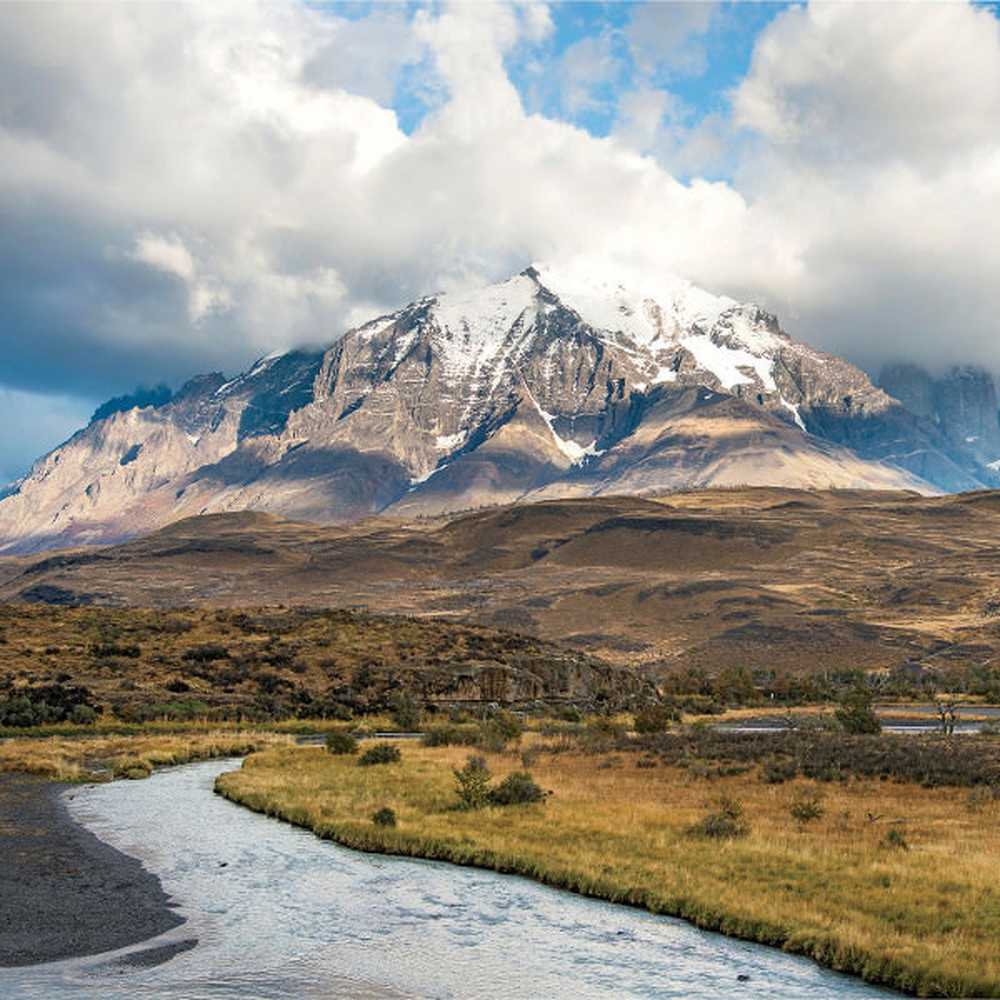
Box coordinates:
[1,759,897,999]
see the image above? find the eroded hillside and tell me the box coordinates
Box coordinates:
[5,488,1000,688]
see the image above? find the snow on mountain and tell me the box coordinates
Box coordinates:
[1,263,993,554]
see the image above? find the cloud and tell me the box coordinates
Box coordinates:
[733,1,1000,167]
[1,0,999,477]
[556,33,623,116]
[624,2,718,80]
[726,1,1000,373]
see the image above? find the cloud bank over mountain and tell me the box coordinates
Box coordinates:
[1,1,998,480]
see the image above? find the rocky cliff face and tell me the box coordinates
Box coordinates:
[1,263,992,553]
[879,363,1000,471]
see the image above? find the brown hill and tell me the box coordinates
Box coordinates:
[4,487,1000,690]
[0,605,649,722]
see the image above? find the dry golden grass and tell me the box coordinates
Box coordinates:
[218,742,1000,997]
[0,730,294,781]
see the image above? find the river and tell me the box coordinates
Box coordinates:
[0,759,898,999]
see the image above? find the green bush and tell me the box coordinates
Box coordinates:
[688,795,750,839]
[389,692,422,730]
[761,758,798,784]
[454,754,493,810]
[358,743,402,766]
[835,685,881,735]
[633,703,679,734]
[422,724,479,747]
[0,684,98,727]
[67,704,98,725]
[372,807,397,827]
[325,731,358,755]
[789,790,825,824]
[477,711,524,752]
[489,771,544,806]
[881,827,909,850]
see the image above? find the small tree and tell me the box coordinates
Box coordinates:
[390,692,422,731]
[454,754,492,810]
[835,684,881,734]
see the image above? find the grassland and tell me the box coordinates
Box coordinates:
[0,730,294,782]
[217,739,1000,998]
[9,489,1000,687]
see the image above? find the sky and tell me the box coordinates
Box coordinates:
[2,0,1000,483]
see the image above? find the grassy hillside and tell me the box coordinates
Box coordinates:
[5,489,1000,699]
[0,605,647,725]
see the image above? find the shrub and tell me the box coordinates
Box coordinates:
[789,790,825,825]
[67,704,98,725]
[0,684,98,727]
[761,758,798,784]
[579,717,626,752]
[633,703,679,734]
[477,711,524,752]
[881,827,909,850]
[454,754,492,810]
[489,771,544,806]
[181,643,229,663]
[372,807,397,827]
[422,724,479,748]
[90,642,141,659]
[389,692,421,730]
[358,743,401,766]
[688,795,750,840]
[835,684,881,735]
[325,731,359,755]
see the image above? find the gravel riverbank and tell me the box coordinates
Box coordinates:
[0,774,184,966]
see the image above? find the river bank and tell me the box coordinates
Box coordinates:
[217,742,1000,998]
[0,773,184,966]
[1,758,892,999]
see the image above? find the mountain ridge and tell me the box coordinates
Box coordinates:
[2,262,995,553]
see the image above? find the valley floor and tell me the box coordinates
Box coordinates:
[218,740,1000,998]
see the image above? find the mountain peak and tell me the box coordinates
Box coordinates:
[3,266,995,554]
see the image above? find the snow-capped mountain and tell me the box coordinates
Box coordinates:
[879,363,1000,472]
[1,263,992,553]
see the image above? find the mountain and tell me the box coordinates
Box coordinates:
[1,262,994,553]
[879,363,1000,472]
